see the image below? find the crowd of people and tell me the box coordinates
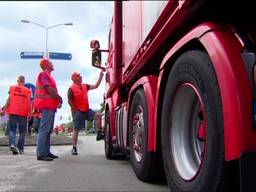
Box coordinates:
[0,58,105,161]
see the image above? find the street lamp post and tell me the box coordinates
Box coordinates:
[21,19,73,58]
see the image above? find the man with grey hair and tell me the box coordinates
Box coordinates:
[1,75,31,155]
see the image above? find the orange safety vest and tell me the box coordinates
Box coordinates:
[34,72,59,110]
[6,85,31,117]
[69,83,89,112]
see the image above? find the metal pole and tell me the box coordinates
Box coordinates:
[45,28,48,58]
[21,20,73,59]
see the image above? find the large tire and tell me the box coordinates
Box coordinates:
[129,88,163,182]
[104,110,114,159]
[161,50,228,191]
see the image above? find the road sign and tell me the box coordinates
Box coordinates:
[49,52,72,60]
[24,82,35,100]
[20,52,44,59]
[20,51,72,60]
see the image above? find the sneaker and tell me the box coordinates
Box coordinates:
[10,146,18,155]
[37,156,54,161]
[96,131,104,141]
[18,148,24,154]
[72,147,78,155]
[48,153,58,159]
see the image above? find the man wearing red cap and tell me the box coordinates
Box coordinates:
[34,58,63,161]
[68,70,104,155]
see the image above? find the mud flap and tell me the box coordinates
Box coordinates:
[240,151,256,192]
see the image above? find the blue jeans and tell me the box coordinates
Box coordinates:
[33,117,41,134]
[36,110,55,157]
[8,114,27,150]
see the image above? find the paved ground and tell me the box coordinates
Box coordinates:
[0,135,169,191]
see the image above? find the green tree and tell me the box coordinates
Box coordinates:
[100,102,105,113]
[64,121,73,129]
[0,122,7,135]
[87,120,93,130]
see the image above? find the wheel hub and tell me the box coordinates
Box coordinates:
[170,83,206,181]
[132,105,144,163]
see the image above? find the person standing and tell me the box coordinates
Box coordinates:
[34,58,62,161]
[1,75,31,155]
[68,70,104,155]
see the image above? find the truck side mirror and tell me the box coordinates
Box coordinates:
[90,40,107,71]
[92,49,102,68]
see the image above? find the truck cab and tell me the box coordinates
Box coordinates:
[90,1,256,191]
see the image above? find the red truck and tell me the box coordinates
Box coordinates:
[90,1,256,191]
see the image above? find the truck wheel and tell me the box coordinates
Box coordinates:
[129,88,162,181]
[161,50,225,191]
[104,110,114,159]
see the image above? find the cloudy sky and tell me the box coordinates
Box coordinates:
[0,1,113,125]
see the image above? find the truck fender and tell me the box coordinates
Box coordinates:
[128,75,158,152]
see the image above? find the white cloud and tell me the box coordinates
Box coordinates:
[0,1,113,126]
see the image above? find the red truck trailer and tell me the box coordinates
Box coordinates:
[90,1,256,191]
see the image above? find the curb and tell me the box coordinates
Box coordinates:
[0,135,72,146]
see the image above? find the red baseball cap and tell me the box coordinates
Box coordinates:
[71,72,81,81]
[40,58,51,69]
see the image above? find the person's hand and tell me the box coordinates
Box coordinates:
[57,102,62,109]
[0,110,5,116]
[72,108,78,112]
[28,115,32,120]
[100,70,104,77]
[59,96,63,104]
[58,96,63,109]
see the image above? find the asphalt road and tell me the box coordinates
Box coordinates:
[0,135,169,191]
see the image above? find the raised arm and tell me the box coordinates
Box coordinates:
[88,70,104,90]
